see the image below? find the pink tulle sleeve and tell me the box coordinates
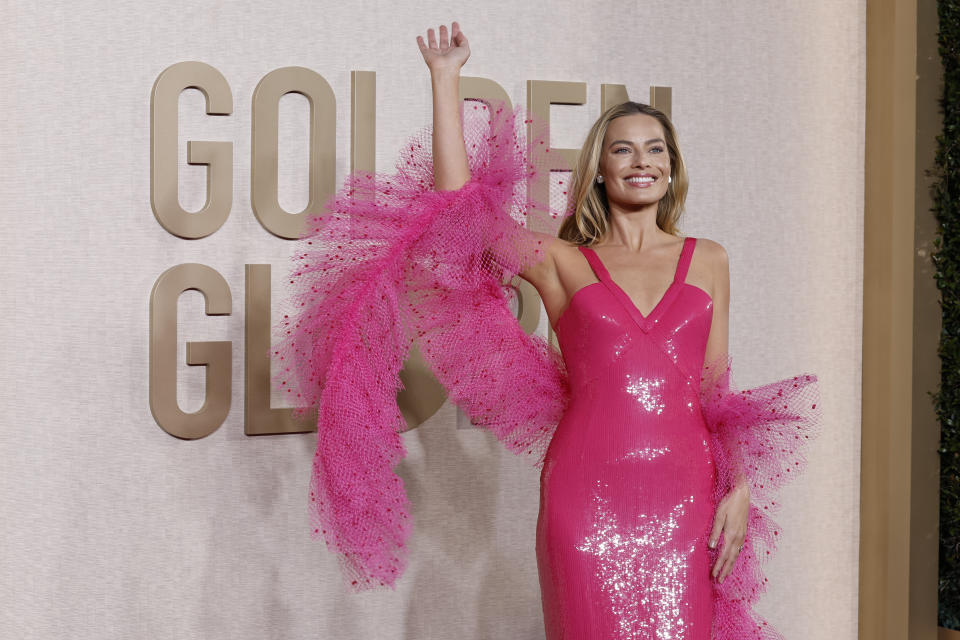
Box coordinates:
[273,102,569,590]
[700,353,822,639]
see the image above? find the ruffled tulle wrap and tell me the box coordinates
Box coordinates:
[700,353,821,639]
[273,102,568,590]
[274,97,822,637]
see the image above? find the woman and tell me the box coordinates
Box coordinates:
[419,21,746,638]
[276,21,819,640]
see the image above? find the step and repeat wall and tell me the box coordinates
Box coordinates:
[1,1,863,638]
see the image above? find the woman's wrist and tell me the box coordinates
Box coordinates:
[733,480,750,498]
[430,67,461,84]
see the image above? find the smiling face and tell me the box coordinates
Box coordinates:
[597,113,672,211]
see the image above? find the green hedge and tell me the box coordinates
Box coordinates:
[937,0,960,630]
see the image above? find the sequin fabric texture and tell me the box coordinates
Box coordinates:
[538,239,717,639]
[274,101,822,639]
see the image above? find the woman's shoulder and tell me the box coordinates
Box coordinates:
[515,232,580,294]
[689,236,729,266]
[542,235,584,260]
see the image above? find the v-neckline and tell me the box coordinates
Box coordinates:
[580,237,693,333]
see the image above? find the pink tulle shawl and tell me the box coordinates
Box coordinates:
[700,353,820,639]
[274,102,568,589]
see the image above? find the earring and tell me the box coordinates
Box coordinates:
[668,176,672,184]
[596,175,604,183]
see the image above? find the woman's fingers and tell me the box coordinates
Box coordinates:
[711,545,725,578]
[712,544,730,581]
[708,503,742,581]
[720,546,736,581]
[451,21,469,49]
[708,508,724,549]
[420,23,467,53]
[722,541,742,580]
[713,532,746,583]
[416,23,469,71]
[709,512,726,578]
[709,485,750,582]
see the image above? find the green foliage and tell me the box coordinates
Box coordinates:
[937,0,960,630]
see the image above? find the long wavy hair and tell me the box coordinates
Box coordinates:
[558,102,688,245]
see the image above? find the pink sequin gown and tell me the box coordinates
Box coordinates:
[538,238,717,638]
[274,102,821,639]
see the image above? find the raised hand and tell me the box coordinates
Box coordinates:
[416,22,470,75]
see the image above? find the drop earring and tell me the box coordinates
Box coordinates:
[668,176,672,184]
[596,175,604,183]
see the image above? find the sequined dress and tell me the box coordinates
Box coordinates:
[537,238,717,639]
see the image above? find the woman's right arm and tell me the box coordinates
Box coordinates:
[416,22,471,191]
[416,23,565,313]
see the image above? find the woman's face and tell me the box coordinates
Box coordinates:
[597,113,671,211]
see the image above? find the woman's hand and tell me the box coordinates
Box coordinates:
[416,22,470,76]
[709,481,750,583]
[416,22,471,190]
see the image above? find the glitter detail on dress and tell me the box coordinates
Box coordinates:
[621,446,672,461]
[625,374,667,414]
[575,491,695,639]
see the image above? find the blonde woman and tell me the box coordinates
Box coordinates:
[277,20,820,640]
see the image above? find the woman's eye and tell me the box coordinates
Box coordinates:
[649,146,664,153]
[613,147,630,154]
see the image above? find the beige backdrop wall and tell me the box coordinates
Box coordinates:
[0,1,863,638]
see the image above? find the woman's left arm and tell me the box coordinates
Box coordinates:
[702,240,730,369]
[702,241,749,583]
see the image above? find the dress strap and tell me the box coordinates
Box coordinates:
[580,239,696,285]
[674,237,697,284]
[578,245,611,283]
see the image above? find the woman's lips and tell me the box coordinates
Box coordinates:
[624,176,657,188]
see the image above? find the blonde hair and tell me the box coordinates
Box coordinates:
[558,102,689,245]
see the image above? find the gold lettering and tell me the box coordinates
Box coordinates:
[459,76,513,109]
[526,80,587,348]
[251,67,336,239]
[397,344,447,432]
[150,61,233,239]
[148,70,675,438]
[601,84,629,112]
[244,265,316,435]
[149,264,232,439]
[351,71,376,174]
[525,80,587,224]
[648,86,672,119]
[601,84,671,119]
